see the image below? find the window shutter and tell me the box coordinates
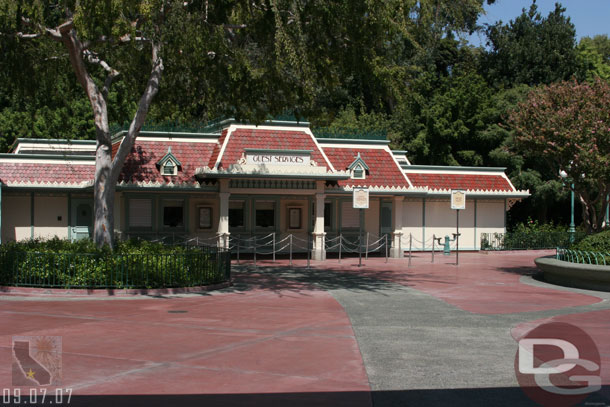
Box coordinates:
[341,201,360,228]
[129,199,152,228]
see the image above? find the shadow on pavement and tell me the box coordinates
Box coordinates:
[227,264,405,295]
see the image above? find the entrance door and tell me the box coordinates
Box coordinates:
[380,201,392,244]
[71,199,93,241]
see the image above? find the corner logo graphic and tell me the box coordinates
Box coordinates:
[515,322,601,406]
[12,336,62,386]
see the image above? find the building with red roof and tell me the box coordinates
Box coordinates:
[0,120,529,258]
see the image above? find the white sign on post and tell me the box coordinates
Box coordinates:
[451,190,466,210]
[353,187,369,209]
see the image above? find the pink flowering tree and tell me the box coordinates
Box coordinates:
[508,78,610,233]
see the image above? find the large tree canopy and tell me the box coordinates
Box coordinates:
[508,78,610,233]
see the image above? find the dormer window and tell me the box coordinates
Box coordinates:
[156,146,182,177]
[162,160,176,176]
[348,153,369,180]
[352,164,365,179]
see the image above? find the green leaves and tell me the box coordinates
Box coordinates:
[508,78,610,232]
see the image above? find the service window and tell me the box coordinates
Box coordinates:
[255,201,275,228]
[128,198,152,229]
[288,207,302,230]
[324,202,333,229]
[229,201,245,228]
[162,199,184,228]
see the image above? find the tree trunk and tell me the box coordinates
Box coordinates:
[93,139,115,248]
[56,22,163,249]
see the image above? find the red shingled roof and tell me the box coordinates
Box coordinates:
[119,140,215,183]
[322,147,410,188]
[0,162,94,184]
[406,173,513,192]
[216,128,330,169]
[208,129,228,168]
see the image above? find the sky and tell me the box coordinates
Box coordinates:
[468,0,610,47]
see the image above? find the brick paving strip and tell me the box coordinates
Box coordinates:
[0,278,371,406]
[1,251,610,406]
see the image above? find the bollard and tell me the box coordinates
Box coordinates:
[358,233,362,267]
[272,232,276,263]
[365,232,370,260]
[236,234,240,265]
[338,234,342,264]
[289,234,293,266]
[408,233,412,267]
[253,235,257,268]
[385,234,388,263]
[307,233,311,269]
[432,234,435,263]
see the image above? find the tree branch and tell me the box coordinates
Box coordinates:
[110,41,164,182]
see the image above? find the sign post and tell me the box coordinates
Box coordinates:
[353,187,369,267]
[450,190,466,266]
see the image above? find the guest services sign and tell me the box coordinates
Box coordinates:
[451,190,466,210]
[245,149,312,166]
[353,187,369,209]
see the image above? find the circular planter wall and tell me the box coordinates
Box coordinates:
[535,256,610,292]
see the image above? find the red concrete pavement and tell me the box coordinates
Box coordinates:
[0,287,371,406]
[298,250,602,314]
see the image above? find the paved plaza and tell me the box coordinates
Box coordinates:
[2,251,610,406]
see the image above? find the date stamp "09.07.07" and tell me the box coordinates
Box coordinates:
[4,336,72,405]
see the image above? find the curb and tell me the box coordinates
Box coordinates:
[0,281,232,297]
[535,256,610,292]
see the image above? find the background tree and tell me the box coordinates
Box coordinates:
[507,78,610,233]
[482,2,578,87]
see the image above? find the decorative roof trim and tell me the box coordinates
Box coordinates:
[325,184,530,197]
[402,165,508,172]
[243,148,313,155]
[111,130,220,143]
[425,188,530,197]
[195,166,350,180]
[0,153,95,162]
[1,180,94,189]
[316,138,390,146]
[116,180,214,190]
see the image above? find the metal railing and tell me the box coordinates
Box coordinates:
[0,245,230,289]
[556,248,610,266]
[481,231,585,251]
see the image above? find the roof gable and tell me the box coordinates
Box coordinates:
[347,153,370,171]
[215,126,333,170]
[156,147,182,169]
[322,147,411,188]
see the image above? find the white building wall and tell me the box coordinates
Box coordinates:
[425,200,474,250]
[33,195,68,240]
[402,199,424,250]
[2,194,31,242]
[476,200,506,247]
[365,198,380,236]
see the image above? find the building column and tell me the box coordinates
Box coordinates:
[312,192,326,261]
[217,185,231,249]
[391,196,404,258]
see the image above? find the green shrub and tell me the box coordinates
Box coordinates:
[482,220,586,250]
[0,238,230,289]
[572,230,610,252]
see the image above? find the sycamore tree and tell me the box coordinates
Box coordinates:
[0,0,371,248]
[507,78,610,233]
